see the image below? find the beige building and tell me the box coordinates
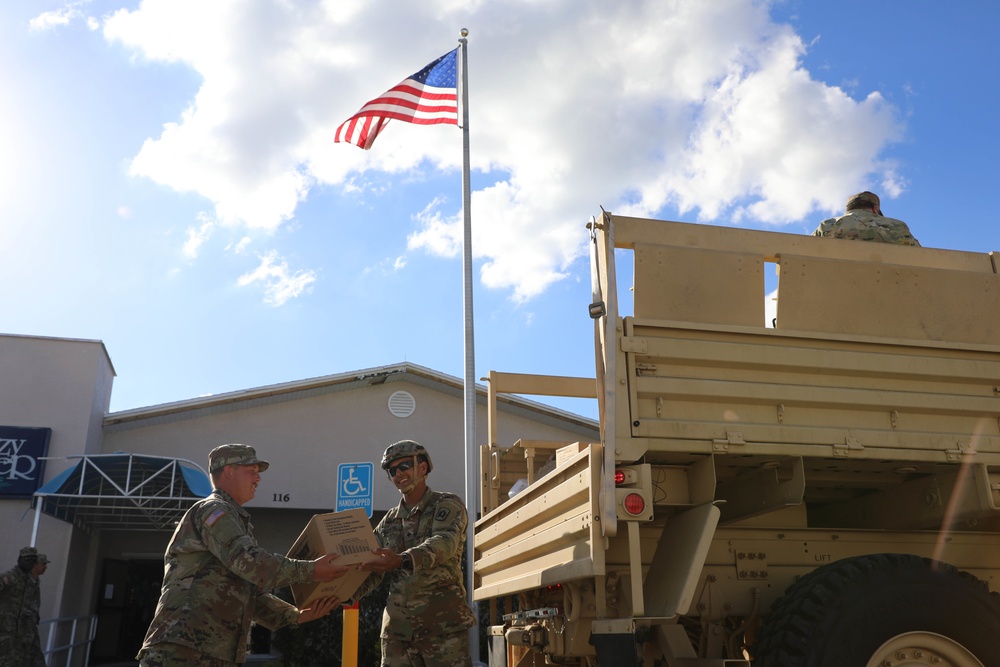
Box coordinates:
[0,333,597,665]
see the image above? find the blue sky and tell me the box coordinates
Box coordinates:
[2,0,999,418]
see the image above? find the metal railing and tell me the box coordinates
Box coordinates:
[41,615,98,667]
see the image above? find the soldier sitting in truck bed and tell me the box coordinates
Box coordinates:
[811,191,921,246]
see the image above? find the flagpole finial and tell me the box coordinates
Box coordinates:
[460,28,468,37]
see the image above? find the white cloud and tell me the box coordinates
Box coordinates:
[28,0,98,31]
[232,236,252,254]
[362,255,409,278]
[100,0,907,302]
[29,8,79,31]
[237,251,316,306]
[182,213,216,259]
[407,197,461,257]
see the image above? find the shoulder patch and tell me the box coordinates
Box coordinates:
[435,506,452,522]
[205,508,227,526]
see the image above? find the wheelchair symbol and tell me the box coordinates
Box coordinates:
[342,467,367,496]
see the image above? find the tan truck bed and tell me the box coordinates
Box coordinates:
[474,213,1000,665]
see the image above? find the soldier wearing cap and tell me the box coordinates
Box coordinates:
[812,191,921,246]
[355,440,477,666]
[138,444,349,667]
[0,546,51,667]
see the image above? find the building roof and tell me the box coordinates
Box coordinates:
[104,361,598,436]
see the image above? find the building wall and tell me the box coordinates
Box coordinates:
[100,373,598,561]
[0,334,115,623]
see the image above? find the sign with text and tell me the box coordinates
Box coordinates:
[336,462,373,517]
[0,426,51,498]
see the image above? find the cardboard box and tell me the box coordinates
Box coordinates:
[285,508,379,608]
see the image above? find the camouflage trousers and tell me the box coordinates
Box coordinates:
[0,631,46,667]
[381,630,472,667]
[137,643,238,667]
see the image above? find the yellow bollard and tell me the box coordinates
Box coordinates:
[342,600,360,667]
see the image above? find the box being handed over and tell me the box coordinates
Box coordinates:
[286,508,379,608]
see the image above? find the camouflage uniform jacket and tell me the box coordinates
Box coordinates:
[0,566,45,667]
[356,487,477,640]
[812,209,921,246]
[139,488,313,663]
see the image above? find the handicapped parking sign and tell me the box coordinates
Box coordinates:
[337,462,374,517]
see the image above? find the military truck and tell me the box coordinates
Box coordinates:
[474,212,1000,666]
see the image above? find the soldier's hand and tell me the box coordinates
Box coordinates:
[357,547,403,573]
[297,596,340,624]
[312,553,349,582]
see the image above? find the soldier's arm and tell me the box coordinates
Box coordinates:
[197,503,313,590]
[251,592,301,631]
[409,496,467,570]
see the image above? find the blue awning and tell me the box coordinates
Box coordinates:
[33,453,211,532]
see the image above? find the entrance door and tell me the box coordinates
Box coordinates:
[90,559,163,664]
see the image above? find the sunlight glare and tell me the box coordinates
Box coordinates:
[0,95,33,220]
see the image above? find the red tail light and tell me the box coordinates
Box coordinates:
[615,469,637,485]
[622,492,645,516]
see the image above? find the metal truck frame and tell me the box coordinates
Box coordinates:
[474,212,1000,666]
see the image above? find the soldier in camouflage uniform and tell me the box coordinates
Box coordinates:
[356,440,477,667]
[0,546,50,667]
[137,444,348,667]
[812,191,921,246]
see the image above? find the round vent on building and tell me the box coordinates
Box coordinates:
[387,390,416,418]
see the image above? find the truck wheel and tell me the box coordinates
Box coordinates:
[751,553,1000,667]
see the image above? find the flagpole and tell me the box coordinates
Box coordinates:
[458,28,480,664]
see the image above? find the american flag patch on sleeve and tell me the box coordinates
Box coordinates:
[205,509,226,526]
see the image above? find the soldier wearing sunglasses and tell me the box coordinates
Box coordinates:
[356,440,477,666]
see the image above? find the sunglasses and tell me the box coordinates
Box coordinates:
[386,460,415,477]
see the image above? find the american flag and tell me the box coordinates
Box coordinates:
[334,49,459,150]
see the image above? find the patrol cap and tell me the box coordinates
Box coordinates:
[846,191,880,211]
[381,440,433,473]
[19,546,50,563]
[209,444,270,473]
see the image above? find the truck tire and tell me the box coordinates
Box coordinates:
[751,553,1000,667]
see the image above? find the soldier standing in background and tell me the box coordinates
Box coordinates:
[0,546,50,667]
[812,191,921,246]
[357,440,477,667]
[137,443,348,667]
